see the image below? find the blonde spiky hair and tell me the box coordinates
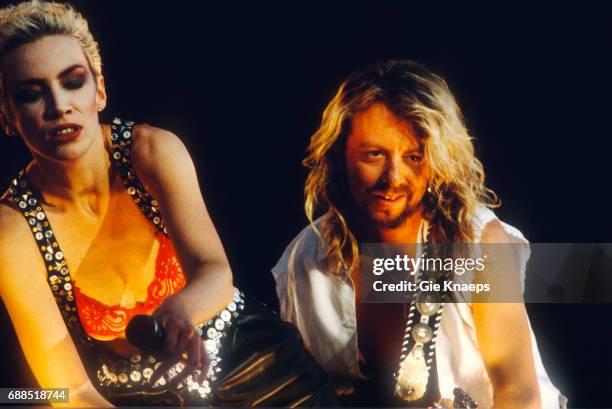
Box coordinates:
[0,0,102,84]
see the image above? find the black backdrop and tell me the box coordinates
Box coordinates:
[1,1,611,407]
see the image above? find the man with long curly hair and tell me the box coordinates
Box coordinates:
[272,60,563,408]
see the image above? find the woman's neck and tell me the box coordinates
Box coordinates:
[29,124,113,216]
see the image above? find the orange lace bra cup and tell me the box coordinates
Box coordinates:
[74,232,186,339]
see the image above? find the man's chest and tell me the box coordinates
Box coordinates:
[355,302,407,376]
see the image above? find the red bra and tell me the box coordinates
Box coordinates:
[73,232,186,339]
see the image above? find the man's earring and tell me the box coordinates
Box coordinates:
[4,125,17,137]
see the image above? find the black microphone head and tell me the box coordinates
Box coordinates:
[126,314,165,352]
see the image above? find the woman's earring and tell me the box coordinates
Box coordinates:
[427,185,432,194]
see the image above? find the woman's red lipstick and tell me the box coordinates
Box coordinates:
[48,123,82,143]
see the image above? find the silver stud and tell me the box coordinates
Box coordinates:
[207,327,217,339]
[27,198,37,206]
[45,253,53,261]
[60,267,69,275]
[153,216,161,225]
[416,293,441,316]
[123,131,131,139]
[108,372,118,383]
[28,218,36,226]
[118,373,128,383]
[36,212,45,220]
[111,133,118,141]
[113,152,121,160]
[130,355,141,363]
[35,232,43,241]
[395,384,414,398]
[228,302,236,312]
[55,252,64,260]
[215,319,225,331]
[127,187,136,195]
[220,310,231,322]
[143,367,153,379]
[411,323,433,344]
[18,201,26,209]
[64,283,72,291]
[168,368,177,378]
[45,231,53,238]
[130,371,142,382]
[113,118,121,124]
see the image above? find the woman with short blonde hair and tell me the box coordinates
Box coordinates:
[0,1,329,406]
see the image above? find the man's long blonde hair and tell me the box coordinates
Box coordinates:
[304,60,498,275]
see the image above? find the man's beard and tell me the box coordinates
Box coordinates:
[354,183,419,230]
[371,204,415,230]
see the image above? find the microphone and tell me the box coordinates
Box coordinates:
[126,314,165,353]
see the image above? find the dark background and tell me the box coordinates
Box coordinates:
[1,0,611,407]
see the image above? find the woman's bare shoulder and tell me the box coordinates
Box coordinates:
[130,124,187,167]
[128,124,194,190]
[0,197,43,293]
[0,197,30,244]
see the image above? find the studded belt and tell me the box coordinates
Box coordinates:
[95,288,245,404]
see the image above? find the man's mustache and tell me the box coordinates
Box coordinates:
[365,180,413,197]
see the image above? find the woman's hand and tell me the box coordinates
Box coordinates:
[150,296,209,386]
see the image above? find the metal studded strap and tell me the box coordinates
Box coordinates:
[96,288,246,402]
[394,239,445,402]
[9,171,93,347]
[110,118,168,235]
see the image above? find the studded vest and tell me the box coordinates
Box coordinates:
[9,118,244,406]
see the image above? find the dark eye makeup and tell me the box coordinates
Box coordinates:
[14,88,42,104]
[11,65,89,105]
[62,74,86,90]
